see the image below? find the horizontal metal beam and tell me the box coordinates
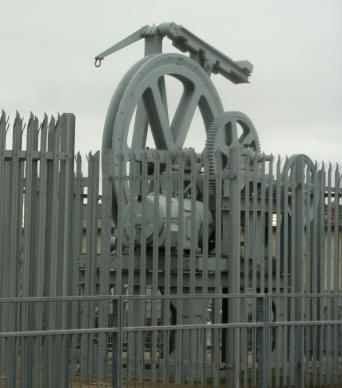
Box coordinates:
[158,22,253,83]
[0,327,118,338]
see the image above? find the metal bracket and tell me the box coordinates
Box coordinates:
[95,22,253,84]
[94,25,151,67]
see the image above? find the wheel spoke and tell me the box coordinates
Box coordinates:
[158,76,169,124]
[143,83,175,149]
[171,87,200,147]
[133,77,168,150]
[241,132,256,147]
[132,103,148,149]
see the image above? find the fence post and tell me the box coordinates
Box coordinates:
[227,144,241,386]
[99,148,114,380]
[60,113,75,388]
[294,156,305,386]
[259,294,269,388]
[112,295,123,388]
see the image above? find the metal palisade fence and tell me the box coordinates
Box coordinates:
[0,111,341,387]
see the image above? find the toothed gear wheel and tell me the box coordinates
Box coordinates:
[205,111,261,191]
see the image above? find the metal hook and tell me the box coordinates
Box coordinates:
[94,57,103,68]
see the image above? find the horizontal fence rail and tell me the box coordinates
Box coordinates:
[0,294,340,387]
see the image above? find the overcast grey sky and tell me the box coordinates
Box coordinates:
[1,0,341,165]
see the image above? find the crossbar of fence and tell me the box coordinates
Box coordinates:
[0,292,341,303]
[0,293,341,387]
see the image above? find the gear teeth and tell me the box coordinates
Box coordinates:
[255,130,261,154]
[205,114,224,192]
[205,111,261,194]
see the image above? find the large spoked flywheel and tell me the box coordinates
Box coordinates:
[102,53,223,222]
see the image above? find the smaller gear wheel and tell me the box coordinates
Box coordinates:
[205,111,261,191]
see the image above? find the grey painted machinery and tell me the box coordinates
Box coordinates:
[97,23,316,382]
[97,22,268,379]
[99,22,264,250]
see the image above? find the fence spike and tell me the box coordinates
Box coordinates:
[74,151,80,162]
[14,111,22,126]
[0,110,6,124]
[41,114,48,130]
[0,112,6,134]
[277,154,281,165]
[27,112,34,129]
[0,111,6,150]
[13,111,23,130]
[48,115,56,128]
